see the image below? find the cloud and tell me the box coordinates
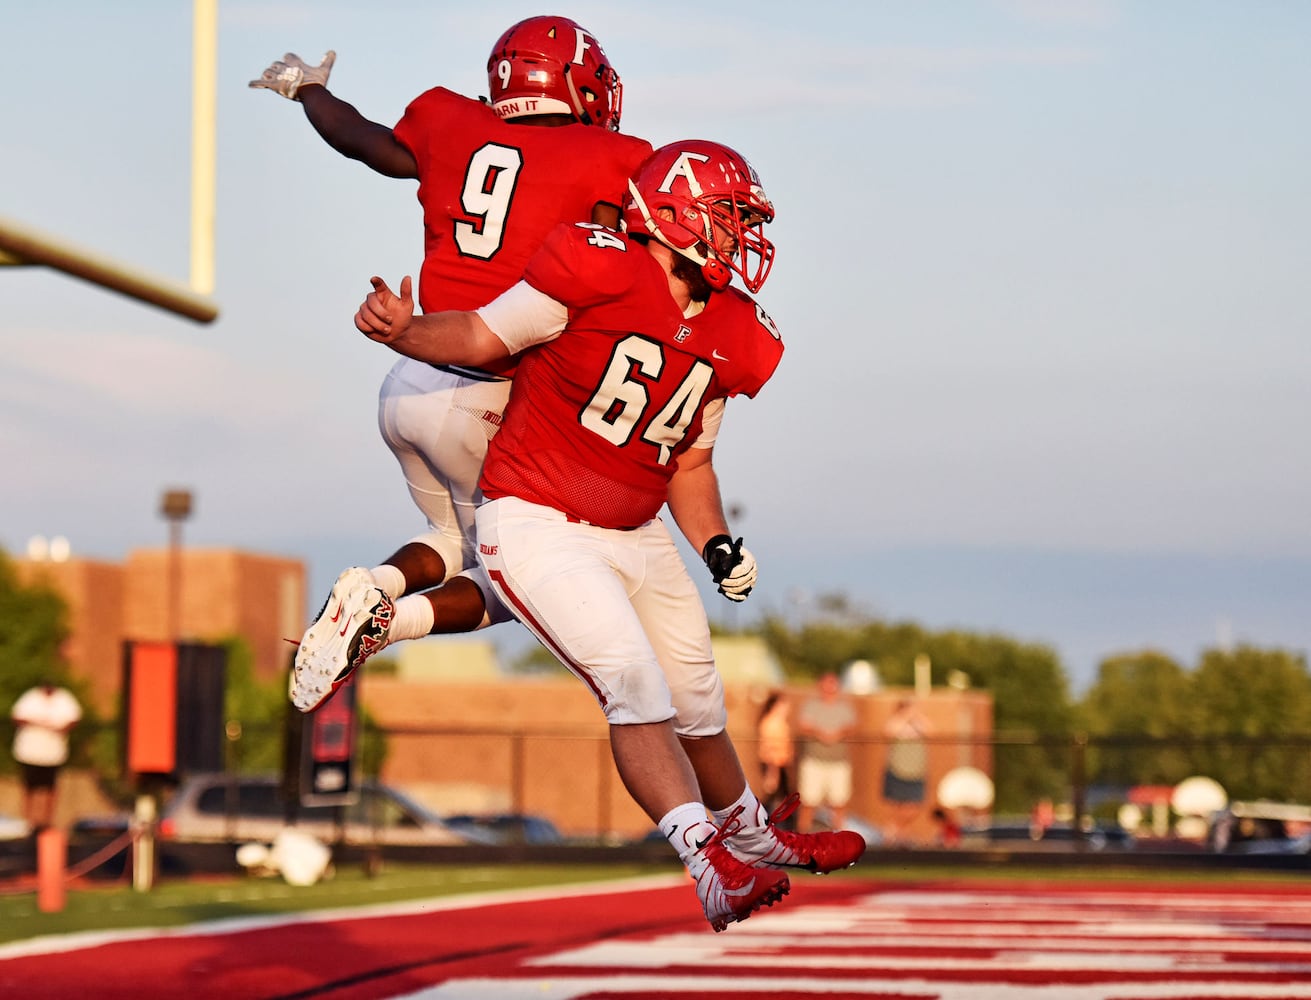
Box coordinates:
[7,327,219,408]
[993,0,1121,29]
[220,2,317,29]
[635,39,1101,117]
[2,326,309,430]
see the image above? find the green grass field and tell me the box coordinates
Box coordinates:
[0,862,678,946]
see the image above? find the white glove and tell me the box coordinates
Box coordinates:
[702,535,757,603]
[249,51,336,101]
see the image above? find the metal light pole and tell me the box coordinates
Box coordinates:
[136,488,192,893]
[160,489,194,642]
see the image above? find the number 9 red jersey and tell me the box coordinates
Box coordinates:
[394,87,651,374]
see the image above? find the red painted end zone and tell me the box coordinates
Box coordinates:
[3,875,1311,1000]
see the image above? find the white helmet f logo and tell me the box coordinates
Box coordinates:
[571,28,593,65]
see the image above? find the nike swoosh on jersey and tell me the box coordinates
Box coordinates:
[711,349,729,361]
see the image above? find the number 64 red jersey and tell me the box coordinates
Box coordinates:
[478,222,784,529]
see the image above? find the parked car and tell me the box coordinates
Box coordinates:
[0,813,29,840]
[1208,801,1311,855]
[441,812,564,845]
[151,773,495,847]
[963,821,1136,852]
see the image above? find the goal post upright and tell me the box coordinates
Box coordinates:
[0,1,220,325]
[190,0,218,297]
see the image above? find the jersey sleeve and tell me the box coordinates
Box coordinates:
[10,689,37,722]
[475,281,569,355]
[392,86,460,160]
[523,223,640,308]
[56,690,82,725]
[744,308,784,397]
[690,397,725,448]
[716,290,785,400]
[584,132,654,209]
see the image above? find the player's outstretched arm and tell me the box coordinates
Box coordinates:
[356,276,509,367]
[250,51,417,179]
[299,86,417,178]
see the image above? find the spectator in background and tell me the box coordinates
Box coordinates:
[10,681,82,832]
[1030,796,1055,840]
[932,805,962,848]
[756,690,795,819]
[882,698,932,843]
[796,673,858,832]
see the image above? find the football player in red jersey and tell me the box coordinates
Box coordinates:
[251,17,652,712]
[356,141,867,931]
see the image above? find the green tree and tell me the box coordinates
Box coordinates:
[1081,651,1193,734]
[759,604,1075,813]
[0,553,74,705]
[222,637,287,774]
[1187,644,1311,800]
[921,630,1073,736]
[915,631,1072,814]
[759,607,941,687]
[0,552,93,775]
[505,642,570,677]
[1078,650,1194,791]
[221,637,388,781]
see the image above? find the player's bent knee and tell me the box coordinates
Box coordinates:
[597,662,676,726]
[457,566,515,628]
[408,530,464,582]
[669,675,727,737]
[672,703,728,738]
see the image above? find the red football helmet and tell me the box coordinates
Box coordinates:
[486,15,622,130]
[623,140,776,293]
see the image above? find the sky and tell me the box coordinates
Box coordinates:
[2,1,1308,693]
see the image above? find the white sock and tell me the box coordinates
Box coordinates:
[387,594,435,642]
[710,786,766,829]
[658,803,716,863]
[370,564,407,599]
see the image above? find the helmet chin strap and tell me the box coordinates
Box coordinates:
[629,182,693,253]
[563,68,592,125]
[627,179,730,289]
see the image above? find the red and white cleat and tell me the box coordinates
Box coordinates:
[689,808,791,932]
[289,566,393,712]
[727,793,867,873]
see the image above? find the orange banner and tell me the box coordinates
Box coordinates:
[127,642,178,774]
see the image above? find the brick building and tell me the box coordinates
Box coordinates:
[16,548,306,714]
[362,671,994,842]
[12,550,994,842]
[365,637,994,842]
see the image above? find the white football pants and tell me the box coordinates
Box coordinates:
[475,495,727,734]
[376,358,511,577]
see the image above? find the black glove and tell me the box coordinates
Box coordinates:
[701,534,757,602]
